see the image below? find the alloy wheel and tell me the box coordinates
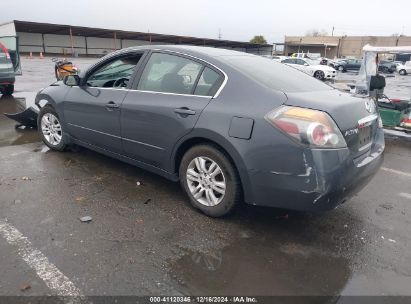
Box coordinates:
[315,71,325,80]
[186,156,226,207]
[41,113,62,146]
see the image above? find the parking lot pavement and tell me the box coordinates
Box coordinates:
[0,57,411,298]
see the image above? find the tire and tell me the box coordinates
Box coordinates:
[0,85,14,96]
[399,69,407,76]
[179,144,241,217]
[338,65,345,72]
[37,106,67,151]
[314,70,325,80]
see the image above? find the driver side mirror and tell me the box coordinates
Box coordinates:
[63,75,80,86]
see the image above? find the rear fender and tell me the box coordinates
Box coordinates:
[171,128,253,203]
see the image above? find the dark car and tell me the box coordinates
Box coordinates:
[0,36,21,95]
[35,45,384,217]
[378,61,396,74]
[335,58,363,72]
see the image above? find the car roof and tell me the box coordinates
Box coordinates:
[111,44,255,64]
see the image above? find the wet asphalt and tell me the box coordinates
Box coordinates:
[0,58,411,299]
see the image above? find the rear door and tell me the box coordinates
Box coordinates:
[121,51,224,170]
[0,36,21,75]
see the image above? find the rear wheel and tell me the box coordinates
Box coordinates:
[0,85,14,96]
[179,145,241,217]
[38,106,67,151]
[314,70,325,80]
[399,69,407,76]
[338,66,345,72]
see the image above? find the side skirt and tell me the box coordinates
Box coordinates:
[70,137,179,182]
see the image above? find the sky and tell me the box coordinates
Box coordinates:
[1,0,410,43]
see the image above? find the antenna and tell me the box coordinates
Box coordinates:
[218,28,222,40]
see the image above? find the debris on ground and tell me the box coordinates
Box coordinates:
[136,218,144,224]
[75,197,85,202]
[14,199,22,204]
[144,199,151,204]
[275,213,289,220]
[379,203,393,210]
[136,181,142,186]
[21,176,31,181]
[388,238,397,243]
[344,224,348,228]
[20,284,31,292]
[79,216,92,223]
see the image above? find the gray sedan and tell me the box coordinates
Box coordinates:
[35,45,384,217]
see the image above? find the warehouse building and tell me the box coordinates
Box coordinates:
[284,35,411,58]
[0,20,273,56]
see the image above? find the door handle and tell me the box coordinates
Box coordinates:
[174,107,196,116]
[105,101,119,110]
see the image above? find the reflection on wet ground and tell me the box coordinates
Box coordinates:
[170,236,350,296]
[0,92,40,147]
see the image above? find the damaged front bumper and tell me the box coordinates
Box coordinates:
[247,129,384,212]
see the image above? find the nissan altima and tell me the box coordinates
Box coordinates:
[35,45,384,217]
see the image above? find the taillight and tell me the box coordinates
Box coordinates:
[401,118,411,128]
[265,106,346,148]
[0,43,10,60]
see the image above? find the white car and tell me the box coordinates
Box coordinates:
[272,55,289,62]
[281,58,336,81]
[397,61,411,75]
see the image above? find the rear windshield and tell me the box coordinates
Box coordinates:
[222,55,333,93]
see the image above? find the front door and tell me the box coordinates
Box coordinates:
[121,52,224,170]
[63,53,144,154]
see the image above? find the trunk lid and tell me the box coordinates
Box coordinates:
[285,89,379,157]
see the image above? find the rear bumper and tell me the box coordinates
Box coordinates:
[246,129,384,212]
[0,75,15,86]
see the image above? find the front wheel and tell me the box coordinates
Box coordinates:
[179,145,241,217]
[37,106,67,151]
[314,70,325,80]
[338,66,345,72]
[0,85,14,96]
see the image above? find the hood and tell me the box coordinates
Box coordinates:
[50,80,64,86]
[310,64,335,71]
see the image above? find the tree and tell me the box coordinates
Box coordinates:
[305,29,328,37]
[250,35,267,44]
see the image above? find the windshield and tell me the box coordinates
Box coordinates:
[222,55,332,93]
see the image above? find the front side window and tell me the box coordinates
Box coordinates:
[138,53,203,95]
[87,54,142,88]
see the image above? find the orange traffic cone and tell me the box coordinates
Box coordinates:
[39,52,44,59]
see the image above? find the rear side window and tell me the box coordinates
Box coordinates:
[224,55,332,93]
[138,53,203,95]
[194,67,222,96]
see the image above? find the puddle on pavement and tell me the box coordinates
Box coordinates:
[0,92,40,147]
[169,237,351,297]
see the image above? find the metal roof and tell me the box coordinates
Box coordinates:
[13,20,271,50]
